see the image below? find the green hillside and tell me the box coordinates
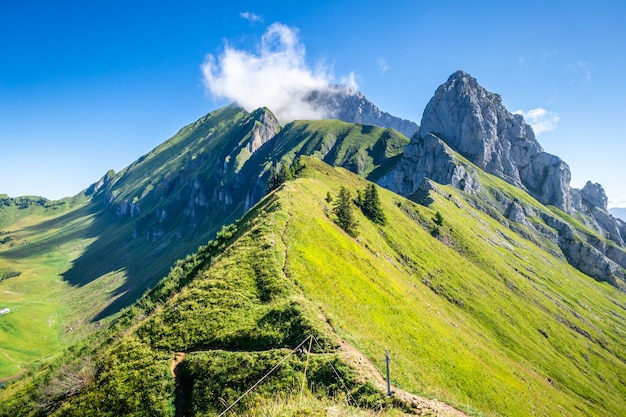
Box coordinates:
[2,157,625,416]
[0,107,409,382]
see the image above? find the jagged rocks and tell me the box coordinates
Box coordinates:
[380,70,626,288]
[378,133,481,200]
[305,86,419,138]
[581,181,608,210]
[419,70,574,212]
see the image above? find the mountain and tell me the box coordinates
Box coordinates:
[0,103,410,382]
[610,207,626,222]
[1,71,626,416]
[2,157,625,417]
[305,85,419,138]
[380,70,626,287]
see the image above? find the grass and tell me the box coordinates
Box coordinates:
[276,158,626,417]
[2,157,626,416]
[1,105,625,417]
[0,202,95,379]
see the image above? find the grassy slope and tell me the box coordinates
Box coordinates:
[278,158,626,416]
[3,157,624,416]
[0,198,96,380]
[0,111,410,382]
[0,163,406,416]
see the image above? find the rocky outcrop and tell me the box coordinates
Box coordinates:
[419,70,574,212]
[305,86,419,138]
[378,132,481,198]
[379,70,626,287]
[581,181,608,210]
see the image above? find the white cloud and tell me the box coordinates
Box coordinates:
[378,57,391,74]
[608,194,626,209]
[513,108,560,135]
[202,23,357,123]
[240,12,263,23]
[518,56,526,66]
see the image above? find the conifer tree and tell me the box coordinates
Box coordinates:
[362,184,386,225]
[333,186,359,237]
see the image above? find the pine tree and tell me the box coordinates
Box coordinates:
[333,186,359,237]
[362,184,386,225]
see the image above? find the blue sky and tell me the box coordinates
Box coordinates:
[1,1,625,207]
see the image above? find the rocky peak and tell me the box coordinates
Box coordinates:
[419,70,574,212]
[305,85,419,138]
[581,181,608,210]
[378,70,626,287]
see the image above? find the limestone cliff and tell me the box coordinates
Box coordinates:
[380,71,626,287]
[305,85,419,139]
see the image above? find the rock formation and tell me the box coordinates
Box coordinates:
[305,85,419,138]
[380,70,626,286]
[418,70,575,211]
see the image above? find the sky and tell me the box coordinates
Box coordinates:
[1,1,625,207]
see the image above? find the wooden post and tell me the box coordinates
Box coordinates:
[385,349,391,396]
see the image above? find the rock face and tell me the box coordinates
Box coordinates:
[305,86,419,139]
[419,70,574,211]
[581,181,608,210]
[378,132,481,198]
[380,70,626,287]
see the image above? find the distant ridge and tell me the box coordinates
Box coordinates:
[610,207,626,221]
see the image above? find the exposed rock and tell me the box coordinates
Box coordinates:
[380,70,626,287]
[505,200,527,224]
[419,70,574,212]
[378,133,481,200]
[581,181,608,210]
[305,86,419,138]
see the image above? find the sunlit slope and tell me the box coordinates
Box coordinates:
[278,158,626,417]
[0,107,411,382]
[2,156,625,416]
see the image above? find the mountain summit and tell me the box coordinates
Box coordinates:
[380,70,626,286]
[304,85,419,138]
[420,70,573,210]
[2,70,626,417]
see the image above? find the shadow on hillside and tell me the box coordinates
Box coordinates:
[51,196,245,322]
[2,199,186,322]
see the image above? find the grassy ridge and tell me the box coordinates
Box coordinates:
[278,158,626,416]
[0,109,411,382]
[2,157,625,416]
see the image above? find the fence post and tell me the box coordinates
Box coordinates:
[385,349,391,396]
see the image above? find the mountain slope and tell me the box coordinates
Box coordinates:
[3,157,625,417]
[380,71,626,287]
[0,107,409,380]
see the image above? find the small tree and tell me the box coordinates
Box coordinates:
[333,186,359,237]
[266,157,306,193]
[433,211,444,226]
[361,184,386,225]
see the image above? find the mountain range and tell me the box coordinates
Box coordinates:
[610,207,626,222]
[0,71,625,416]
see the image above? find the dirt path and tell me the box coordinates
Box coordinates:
[336,339,469,417]
[170,352,187,417]
[170,352,186,377]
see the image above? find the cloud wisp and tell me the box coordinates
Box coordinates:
[514,108,560,135]
[378,57,391,74]
[240,12,263,23]
[202,23,356,123]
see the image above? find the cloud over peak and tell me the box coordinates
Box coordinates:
[514,108,560,135]
[202,23,357,123]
